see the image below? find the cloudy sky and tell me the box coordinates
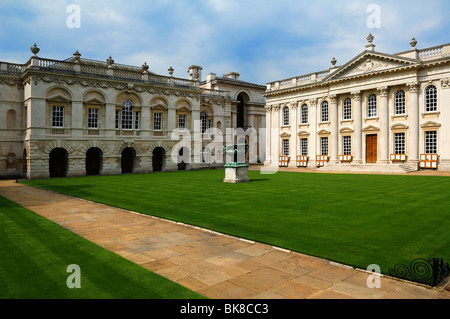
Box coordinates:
[0,0,448,84]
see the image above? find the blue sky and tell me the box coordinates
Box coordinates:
[0,0,448,84]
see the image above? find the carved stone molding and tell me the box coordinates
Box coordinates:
[329,94,338,104]
[351,91,361,101]
[406,82,420,93]
[441,78,450,89]
[309,99,318,107]
[377,86,389,96]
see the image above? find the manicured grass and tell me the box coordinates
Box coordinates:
[0,195,205,299]
[23,170,450,281]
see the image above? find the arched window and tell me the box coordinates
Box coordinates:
[425,85,437,112]
[201,111,208,133]
[122,100,133,130]
[321,101,328,122]
[283,106,289,126]
[301,104,308,124]
[368,94,377,118]
[343,98,352,120]
[395,90,406,115]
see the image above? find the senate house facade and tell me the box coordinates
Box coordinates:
[0,44,266,179]
[264,35,450,173]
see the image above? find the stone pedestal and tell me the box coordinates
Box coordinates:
[223,163,250,183]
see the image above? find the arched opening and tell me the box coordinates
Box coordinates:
[178,147,189,171]
[237,94,246,129]
[121,147,135,174]
[152,147,165,172]
[86,148,102,176]
[49,148,68,178]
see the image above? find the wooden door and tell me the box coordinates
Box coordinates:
[366,135,377,163]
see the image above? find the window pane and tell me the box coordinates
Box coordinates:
[394,133,405,154]
[52,106,64,128]
[283,107,289,126]
[283,139,289,156]
[368,94,377,118]
[321,102,328,122]
[343,98,352,120]
[88,108,99,129]
[122,100,133,130]
[343,136,351,155]
[425,131,437,154]
[426,86,437,112]
[301,138,308,156]
[201,111,208,133]
[154,112,162,131]
[301,105,308,124]
[321,137,328,155]
[135,111,140,130]
[395,90,405,115]
[179,114,186,130]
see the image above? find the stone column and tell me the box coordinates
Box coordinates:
[271,104,280,166]
[289,101,298,167]
[378,86,390,163]
[352,91,362,164]
[330,94,339,163]
[407,82,420,167]
[264,105,272,165]
[309,99,318,167]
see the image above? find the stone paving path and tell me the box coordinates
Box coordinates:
[0,180,449,299]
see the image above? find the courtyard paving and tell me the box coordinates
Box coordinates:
[0,179,448,299]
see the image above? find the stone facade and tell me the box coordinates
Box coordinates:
[0,45,266,179]
[264,35,450,172]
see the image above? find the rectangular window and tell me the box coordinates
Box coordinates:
[283,139,289,156]
[301,138,308,156]
[88,108,99,129]
[321,137,329,156]
[154,112,162,131]
[343,136,352,155]
[394,132,406,154]
[395,91,406,115]
[321,103,329,122]
[425,131,437,154]
[115,110,120,129]
[122,108,133,130]
[135,111,140,130]
[52,106,64,128]
[178,114,186,131]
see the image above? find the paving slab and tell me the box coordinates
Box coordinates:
[0,179,448,299]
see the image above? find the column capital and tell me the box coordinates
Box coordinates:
[290,101,298,109]
[406,82,420,93]
[264,105,272,112]
[329,94,338,104]
[377,86,389,96]
[309,99,318,107]
[273,104,281,111]
[351,91,362,101]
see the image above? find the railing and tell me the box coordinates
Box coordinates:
[201,88,231,98]
[419,46,444,60]
[80,64,107,76]
[39,58,75,72]
[267,70,331,91]
[389,257,450,287]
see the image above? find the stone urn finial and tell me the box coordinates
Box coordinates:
[30,43,40,56]
[367,33,374,44]
[73,50,81,62]
[168,66,174,77]
[331,57,337,66]
[410,37,417,49]
[142,61,149,72]
[106,55,114,67]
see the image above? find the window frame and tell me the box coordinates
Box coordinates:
[321,101,329,122]
[342,135,352,155]
[153,112,163,131]
[301,104,308,124]
[425,85,438,113]
[301,138,308,156]
[394,132,406,154]
[121,100,134,130]
[282,139,290,156]
[321,137,329,156]
[367,94,377,118]
[52,106,65,128]
[395,90,406,115]
[425,131,437,154]
[343,98,352,120]
[282,106,290,126]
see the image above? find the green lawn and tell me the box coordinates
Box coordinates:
[22,170,450,282]
[0,195,205,299]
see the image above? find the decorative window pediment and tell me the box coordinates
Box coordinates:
[362,124,380,132]
[390,123,409,130]
[317,129,331,135]
[420,121,441,129]
[280,132,291,138]
[298,130,310,136]
[47,94,71,103]
[339,127,354,133]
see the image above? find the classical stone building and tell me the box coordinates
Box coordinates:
[264,35,450,172]
[0,44,266,179]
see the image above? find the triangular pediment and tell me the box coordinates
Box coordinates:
[325,51,419,82]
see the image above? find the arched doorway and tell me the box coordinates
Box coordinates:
[49,148,68,178]
[152,147,165,172]
[121,147,135,174]
[178,147,189,171]
[86,148,102,176]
